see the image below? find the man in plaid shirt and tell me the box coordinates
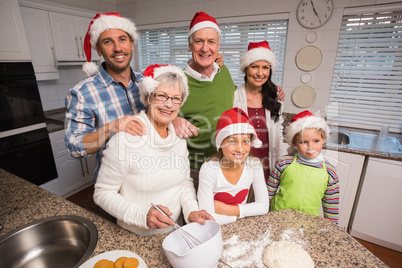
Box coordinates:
[64,13,146,179]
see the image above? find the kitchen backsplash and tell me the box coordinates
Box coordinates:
[37,65,86,111]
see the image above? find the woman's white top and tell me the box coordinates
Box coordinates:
[94,110,199,236]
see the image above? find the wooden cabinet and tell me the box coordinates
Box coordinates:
[0,0,31,61]
[48,130,95,197]
[321,150,365,231]
[49,12,99,62]
[20,6,59,80]
[351,157,402,252]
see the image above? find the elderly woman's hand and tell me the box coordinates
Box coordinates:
[146,204,175,230]
[172,117,199,138]
[188,210,215,225]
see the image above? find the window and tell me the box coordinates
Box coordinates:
[137,19,288,87]
[327,8,402,133]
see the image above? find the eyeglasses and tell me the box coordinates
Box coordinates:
[153,93,182,104]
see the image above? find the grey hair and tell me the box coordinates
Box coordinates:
[141,72,189,106]
[188,28,222,45]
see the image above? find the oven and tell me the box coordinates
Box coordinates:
[0,62,57,185]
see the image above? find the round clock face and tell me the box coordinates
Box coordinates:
[297,0,333,29]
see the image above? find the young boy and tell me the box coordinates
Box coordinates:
[267,110,339,223]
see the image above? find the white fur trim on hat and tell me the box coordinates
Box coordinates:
[285,115,330,146]
[82,62,100,77]
[89,15,138,48]
[215,123,262,149]
[240,47,277,73]
[139,65,189,106]
[189,21,221,38]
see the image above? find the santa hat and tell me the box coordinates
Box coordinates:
[215,108,262,150]
[189,11,221,39]
[139,64,189,106]
[82,12,138,77]
[285,110,330,146]
[240,41,277,73]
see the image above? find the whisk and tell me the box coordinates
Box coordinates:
[151,203,202,249]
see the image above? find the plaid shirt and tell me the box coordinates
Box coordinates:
[64,63,146,179]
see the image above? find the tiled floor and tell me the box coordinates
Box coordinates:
[68,186,402,267]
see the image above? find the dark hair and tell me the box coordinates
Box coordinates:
[244,71,281,122]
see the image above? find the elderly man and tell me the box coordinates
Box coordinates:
[64,12,146,179]
[172,12,237,190]
[174,12,285,190]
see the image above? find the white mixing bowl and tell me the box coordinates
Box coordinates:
[162,220,223,268]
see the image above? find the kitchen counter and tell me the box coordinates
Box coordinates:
[0,169,387,267]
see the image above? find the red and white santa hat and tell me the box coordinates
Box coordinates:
[285,110,330,146]
[215,107,262,150]
[139,64,189,106]
[82,12,138,77]
[189,11,221,39]
[240,41,277,73]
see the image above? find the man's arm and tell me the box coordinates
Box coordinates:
[81,115,146,155]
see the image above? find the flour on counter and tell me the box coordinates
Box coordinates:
[221,230,272,267]
[279,228,309,248]
[221,227,310,268]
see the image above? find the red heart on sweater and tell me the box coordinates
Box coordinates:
[214,189,249,205]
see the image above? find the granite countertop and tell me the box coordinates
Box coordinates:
[0,169,387,268]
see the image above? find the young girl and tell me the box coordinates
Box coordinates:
[267,110,340,223]
[197,107,269,225]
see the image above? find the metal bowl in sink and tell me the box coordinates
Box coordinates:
[326,131,350,145]
[0,215,98,268]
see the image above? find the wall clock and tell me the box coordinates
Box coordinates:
[297,0,333,29]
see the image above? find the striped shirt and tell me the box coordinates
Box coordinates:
[64,63,146,179]
[267,154,339,223]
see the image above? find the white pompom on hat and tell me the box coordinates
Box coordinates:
[240,41,277,73]
[139,64,189,106]
[285,110,330,146]
[82,12,138,77]
[215,107,262,150]
[189,11,221,39]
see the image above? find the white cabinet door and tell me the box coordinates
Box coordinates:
[20,7,59,80]
[55,154,86,195]
[49,12,96,62]
[321,150,365,231]
[351,157,402,252]
[74,16,100,61]
[82,154,97,183]
[50,12,82,61]
[0,0,31,61]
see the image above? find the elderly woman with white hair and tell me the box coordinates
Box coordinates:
[94,64,213,236]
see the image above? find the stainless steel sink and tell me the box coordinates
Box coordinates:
[326,129,402,154]
[327,131,350,145]
[0,215,98,268]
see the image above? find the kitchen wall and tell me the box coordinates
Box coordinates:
[32,0,401,115]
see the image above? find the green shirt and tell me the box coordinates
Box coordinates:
[180,65,236,169]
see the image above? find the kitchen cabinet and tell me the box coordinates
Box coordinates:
[48,130,95,197]
[20,6,59,81]
[321,149,365,231]
[350,157,402,252]
[49,12,99,62]
[0,0,31,61]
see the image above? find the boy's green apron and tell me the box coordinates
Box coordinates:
[270,153,328,215]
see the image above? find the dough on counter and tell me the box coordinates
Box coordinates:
[263,241,314,268]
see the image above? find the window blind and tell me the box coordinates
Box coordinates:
[137,20,288,87]
[327,9,402,133]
